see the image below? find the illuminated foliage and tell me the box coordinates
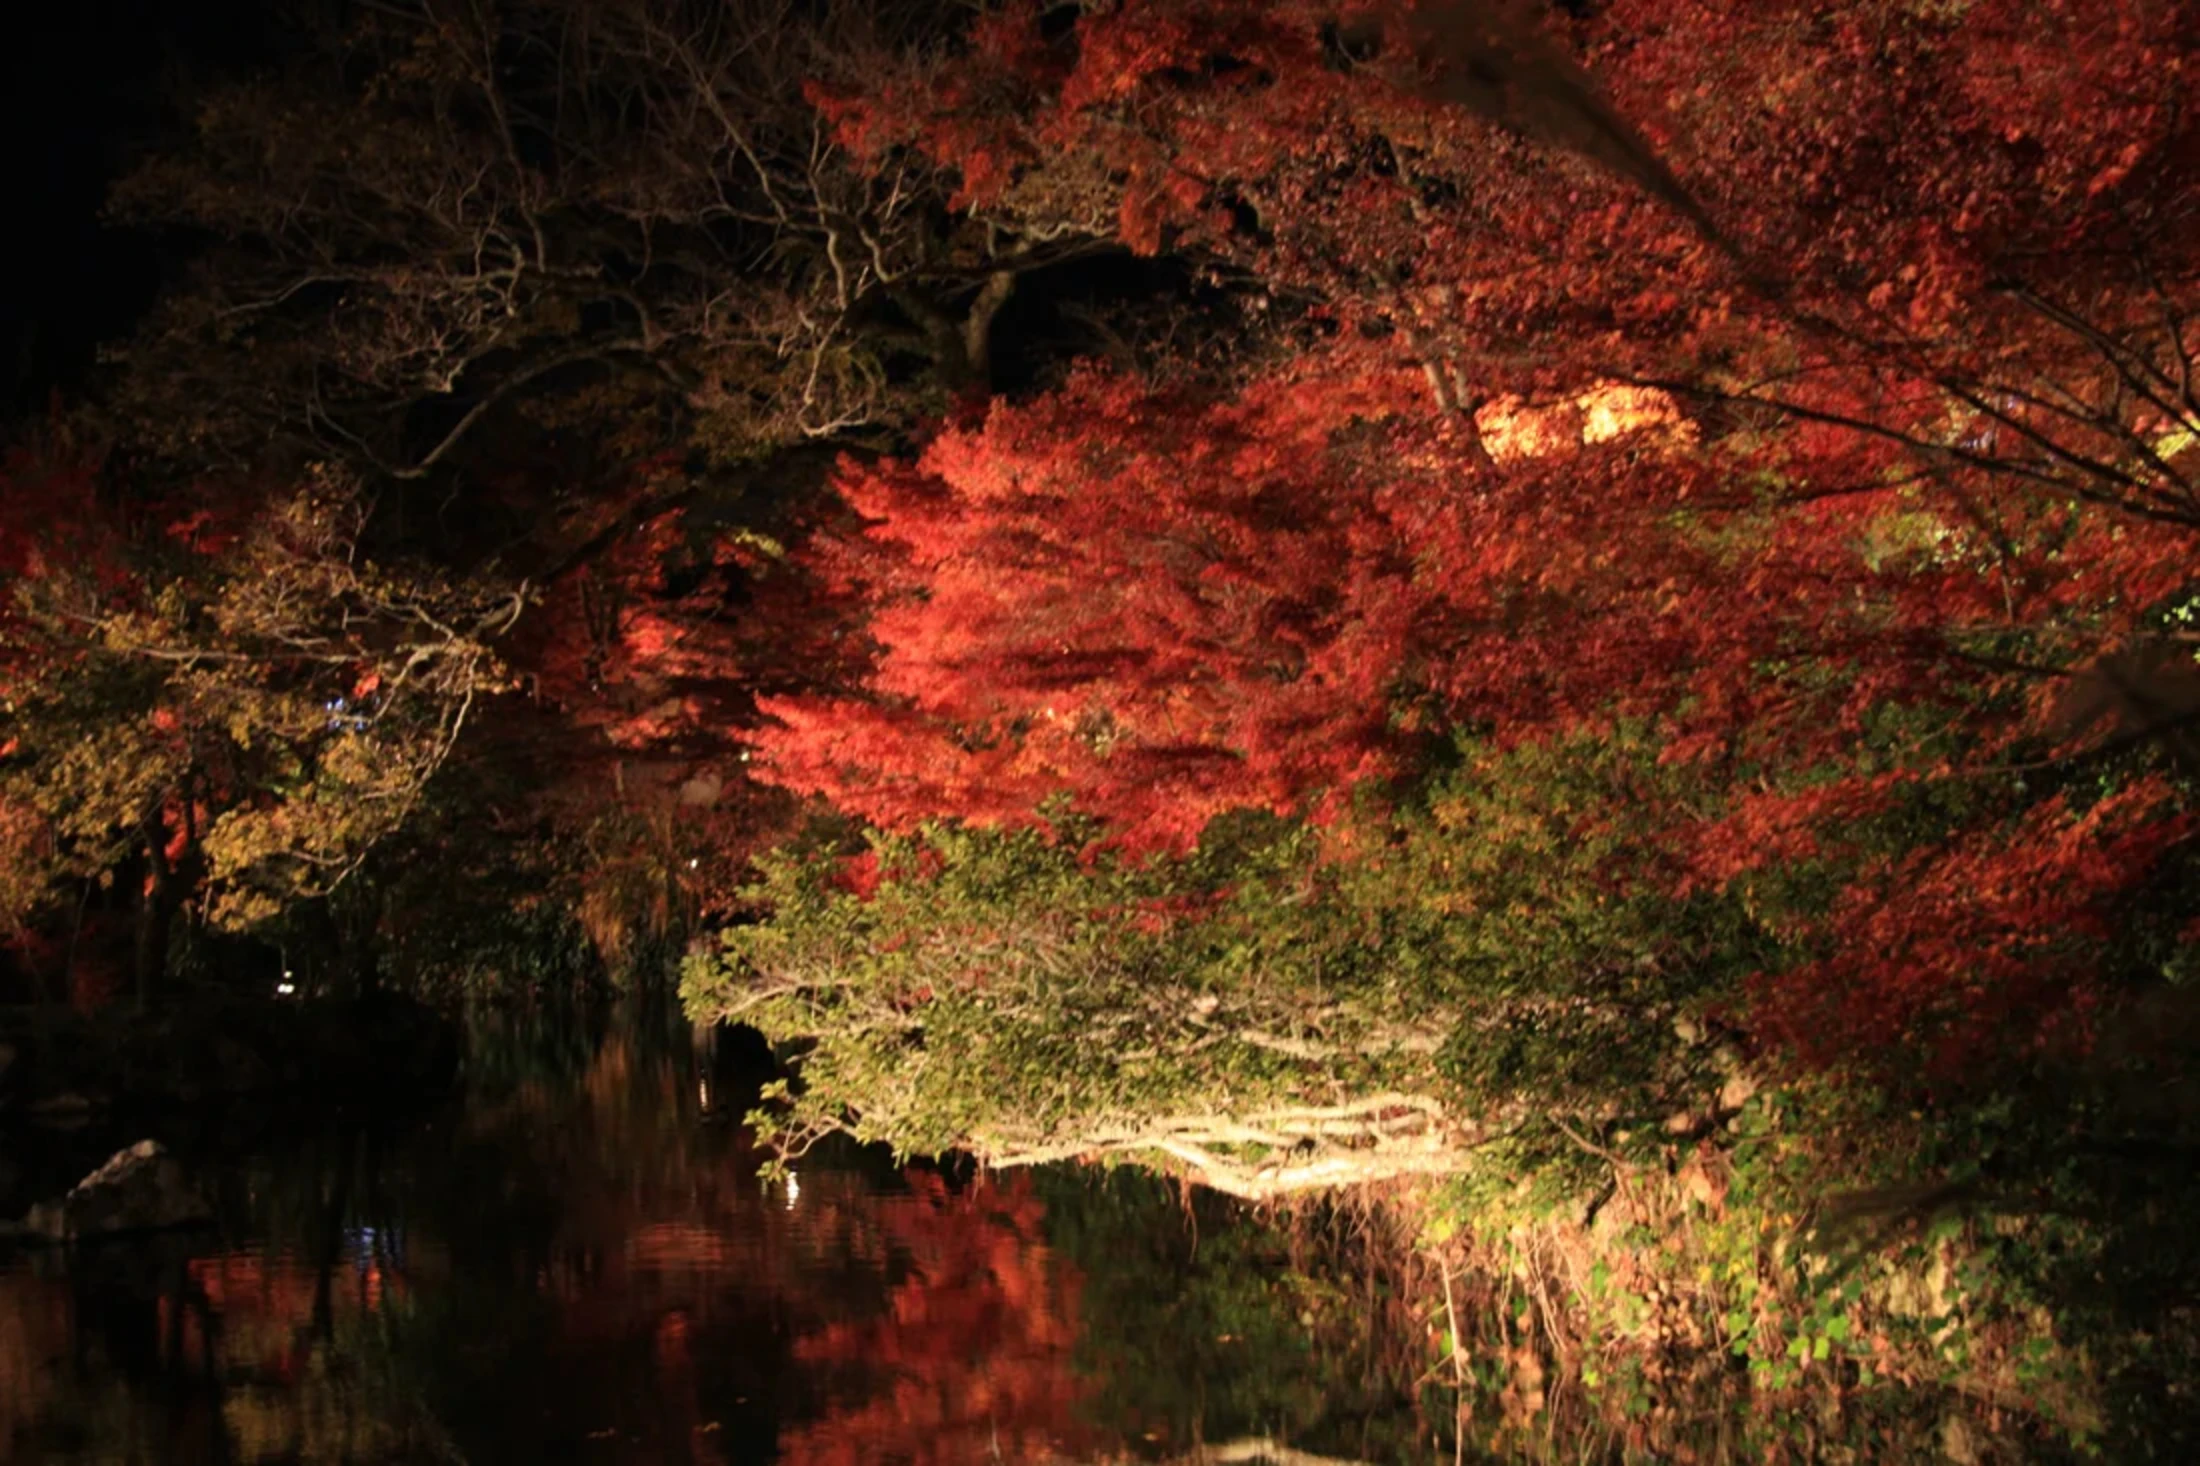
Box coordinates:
[0,452,517,991]
[729,0,2200,1096]
[5,0,2194,1450]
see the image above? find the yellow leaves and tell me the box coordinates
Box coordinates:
[726,527,788,562]
[0,798,53,931]
[1473,383,1687,463]
[0,470,515,933]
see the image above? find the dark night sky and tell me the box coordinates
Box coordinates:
[1,0,272,418]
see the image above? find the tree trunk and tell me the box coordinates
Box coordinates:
[134,827,177,1008]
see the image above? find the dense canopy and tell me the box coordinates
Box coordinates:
[4,1,2200,1450]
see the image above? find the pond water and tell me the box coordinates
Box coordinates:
[1,1012,1427,1465]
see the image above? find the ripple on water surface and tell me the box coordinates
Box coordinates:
[3,1030,1398,1465]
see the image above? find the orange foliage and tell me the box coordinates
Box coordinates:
[750,0,2200,1072]
[776,1172,1090,1466]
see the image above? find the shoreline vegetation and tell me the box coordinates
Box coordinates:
[685,812,2199,1460]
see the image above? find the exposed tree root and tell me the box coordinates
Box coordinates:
[1062,1438,1373,1465]
[972,1093,1505,1201]
[1181,1439,1373,1465]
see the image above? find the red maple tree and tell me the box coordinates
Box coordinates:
[744,0,2200,1066]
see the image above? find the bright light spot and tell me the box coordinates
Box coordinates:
[275,980,297,996]
[784,1171,801,1210]
[688,857,699,869]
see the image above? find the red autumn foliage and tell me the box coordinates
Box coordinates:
[775,1172,1089,1466]
[757,368,1441,848]
[1759,776,2195,1073]
[742,0,2200,1072]
[752,351,2193,856]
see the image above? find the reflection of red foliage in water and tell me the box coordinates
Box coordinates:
[158,1249,403,1381]
[0,1268,73,1449]
[775,1172,1089,1466]
[190,1249,401,1319]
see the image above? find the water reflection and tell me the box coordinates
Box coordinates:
[3,1015,1422,1464]
[0,1020,1097,1465]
